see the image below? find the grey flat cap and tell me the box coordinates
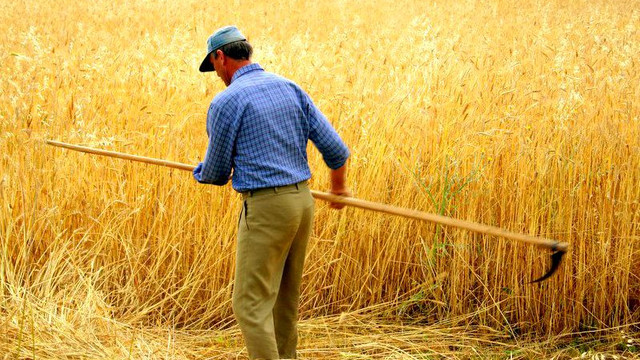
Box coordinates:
[199,26,246,72]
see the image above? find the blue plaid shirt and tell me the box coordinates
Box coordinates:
[194,63,350,192]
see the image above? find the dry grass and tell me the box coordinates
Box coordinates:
[3,292,640,359]
[1,0,639,357]
[3,288,640,359]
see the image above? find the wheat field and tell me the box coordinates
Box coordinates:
[1,0,639,358]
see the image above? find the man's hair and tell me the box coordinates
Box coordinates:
[215,40,253,60]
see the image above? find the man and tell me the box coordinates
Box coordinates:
[193,26,350,359]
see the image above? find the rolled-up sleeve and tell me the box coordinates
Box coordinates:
[198,100,240,185]
[305,94,350,169]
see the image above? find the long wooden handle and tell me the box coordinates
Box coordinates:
[310,191,568,251]
[46,140,569,252]
[46,140,196,171]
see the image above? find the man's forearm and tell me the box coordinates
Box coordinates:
[330,163,348,194]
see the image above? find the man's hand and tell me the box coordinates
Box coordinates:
[329,187,352,209]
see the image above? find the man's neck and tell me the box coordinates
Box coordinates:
[227,60,252,83]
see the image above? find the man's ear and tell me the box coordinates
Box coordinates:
[217,49,226,65]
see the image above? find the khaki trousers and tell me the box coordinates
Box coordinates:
[233,181,314,359]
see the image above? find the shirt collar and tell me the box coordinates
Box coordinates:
[231,63,264,83]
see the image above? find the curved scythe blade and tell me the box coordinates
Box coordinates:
[530,248,566,283]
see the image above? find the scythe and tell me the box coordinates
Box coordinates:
[46,140,568,283]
